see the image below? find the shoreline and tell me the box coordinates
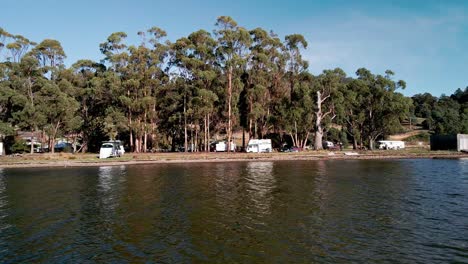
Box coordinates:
[1,151,467,168]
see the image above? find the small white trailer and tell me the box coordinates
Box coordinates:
[246,139,272,153]
[215,141,236,152]
[378,140,405,150]
[99,141,125,159]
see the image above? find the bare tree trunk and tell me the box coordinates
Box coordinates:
[129,113,134,152]
[207,114,211,152]
[294,121,299,147]
[289,132,297,147]
[315,91,324,150]
[143,111,148,153]
[30,131,34,154]
[227,67,233,153]
[184,94,188,153]
[303,132,310,149]
[204,114,208,152]
[50,121,60,154]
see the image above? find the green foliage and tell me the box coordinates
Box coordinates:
[0,22,465,154]
[11,138,28,153]
[404,132,430,142]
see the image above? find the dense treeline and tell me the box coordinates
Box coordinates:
[412,88,468,135]
[0,17,466,154]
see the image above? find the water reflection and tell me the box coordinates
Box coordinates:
[0,168,5,209]
[245,162,275,215]
[0,160,466,263]
[97,166,126,212]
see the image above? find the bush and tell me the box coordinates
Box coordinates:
[11,138,29,153]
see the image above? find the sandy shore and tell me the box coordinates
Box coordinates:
[0,150,467,168]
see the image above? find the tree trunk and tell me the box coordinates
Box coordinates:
[227,67,233,153]
[129,113,133,152]
[207,114,211,152]
[315,91,324,150]
[303,132,310,149]
[30,130,34,154]
[294,121,299,147]
[143,111,148,153]
[204,114,208,152]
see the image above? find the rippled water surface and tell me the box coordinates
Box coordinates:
[0,159,467,263]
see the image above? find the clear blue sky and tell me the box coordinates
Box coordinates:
[1,0,467,96]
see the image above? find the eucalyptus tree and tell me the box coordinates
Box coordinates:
[313,68,345,150]
[284,34,308,98]
[35,77,81,153]
[11,55,46,153]
[69,60,109,152]
[355,68,411,149]
[6,35,36,63]
[144,27,170,152]
[0,27,12,58]
[99,32,133,148]
[155,77,185,151]
[278,72,315,148]
[125,27,169,152]
[241,28,286,140]
[28,39,83,152]
[340,78,366,149]
[30,39,66,80]
[214,16,251,151]
[171,29,219,151]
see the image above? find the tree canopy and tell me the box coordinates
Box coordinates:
[0,18,463,154]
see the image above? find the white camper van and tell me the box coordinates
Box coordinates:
[99,141,125,159]
[215,141,236,152]
[378,140,405,150]
[246,139,272,153]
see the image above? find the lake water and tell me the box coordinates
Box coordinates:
[0,159,467,263]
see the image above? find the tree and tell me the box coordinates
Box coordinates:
[278,72,315,148]
[214,16,251,152]
[313,68,345,150]
[354,68,411,149]
[241,28,286,141]
[11,55,46,153]
[171,29,219,151]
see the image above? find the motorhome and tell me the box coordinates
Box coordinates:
[99,140,125,159]
[215,141,236,152]
[323,141,334,149]
[378,140,405,150]
[246,139,272,153]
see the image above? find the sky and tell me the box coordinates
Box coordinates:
[1,0,467,97]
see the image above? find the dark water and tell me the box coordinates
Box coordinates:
[0,159,467,263]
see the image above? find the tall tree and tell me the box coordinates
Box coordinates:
[214,16,251,152]
[313,68,345,150]
[355,68,411,149]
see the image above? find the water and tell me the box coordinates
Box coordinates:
[0,159,467,263]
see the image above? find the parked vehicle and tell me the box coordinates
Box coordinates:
[323,141,335,149]
[215,141,236,152]
[378,140,405,150]
[99,140,125,158]
[246,139,272,153]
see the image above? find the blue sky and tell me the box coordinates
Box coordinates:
[1,0,467,96]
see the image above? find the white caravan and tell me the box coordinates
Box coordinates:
[99,141,125,159]
[215,141,236,152]
[246,139,272,153]
[378,140,405,150]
